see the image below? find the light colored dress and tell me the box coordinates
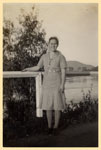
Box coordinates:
[37,50,67,110]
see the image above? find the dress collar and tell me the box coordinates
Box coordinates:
[47,50,61,56]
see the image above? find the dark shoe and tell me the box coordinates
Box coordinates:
[47,128,53,136]
[53,128,59,136]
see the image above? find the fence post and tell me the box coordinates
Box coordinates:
[36,72,43,117]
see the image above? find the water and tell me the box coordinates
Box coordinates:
[65,74,98,104]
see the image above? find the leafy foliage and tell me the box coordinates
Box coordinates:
[3,6,47,71]
[60,90,98,127]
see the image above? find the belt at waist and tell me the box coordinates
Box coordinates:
[45,68,61,73]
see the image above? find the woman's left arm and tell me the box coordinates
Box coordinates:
[60,68,66,92]
[60,55,67,92]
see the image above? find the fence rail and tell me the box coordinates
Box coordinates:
[3,71,39,78]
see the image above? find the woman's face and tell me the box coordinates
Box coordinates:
[48,39,58,52]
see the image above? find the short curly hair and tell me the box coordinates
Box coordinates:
[49,36,59,46]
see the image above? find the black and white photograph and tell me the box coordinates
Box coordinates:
[3,3,98,147]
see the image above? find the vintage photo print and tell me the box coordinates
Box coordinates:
[1,1,99,149]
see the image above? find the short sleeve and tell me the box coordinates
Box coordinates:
[60,55,67,69]
[37,55,44,68]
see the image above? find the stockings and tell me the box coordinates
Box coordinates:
[46,110,61,129]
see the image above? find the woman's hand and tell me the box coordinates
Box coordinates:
[60,84,65,93]
[22,68,31,72]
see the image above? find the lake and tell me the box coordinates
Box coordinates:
[65,73,98,104]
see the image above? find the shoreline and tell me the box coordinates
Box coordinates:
[66,71,98,76]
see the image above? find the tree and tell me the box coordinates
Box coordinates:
[3,5,47,71]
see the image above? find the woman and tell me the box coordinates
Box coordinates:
[23,37,67,135]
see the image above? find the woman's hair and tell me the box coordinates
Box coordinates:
[49,36,59,46]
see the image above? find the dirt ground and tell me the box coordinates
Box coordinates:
[3,121,98,147]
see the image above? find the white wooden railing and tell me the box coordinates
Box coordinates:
[3,71,43,117]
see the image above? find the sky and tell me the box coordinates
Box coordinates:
[3,3,98,66]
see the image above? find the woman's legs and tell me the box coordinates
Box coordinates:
[46,110,61,128]
[46,110,61,135]
[46,110,52,128]
[54,110,61,128]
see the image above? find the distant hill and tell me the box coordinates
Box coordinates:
[67,61,95,72]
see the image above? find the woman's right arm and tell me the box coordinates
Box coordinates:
[22,54,44,72]
[22,66,40,72]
